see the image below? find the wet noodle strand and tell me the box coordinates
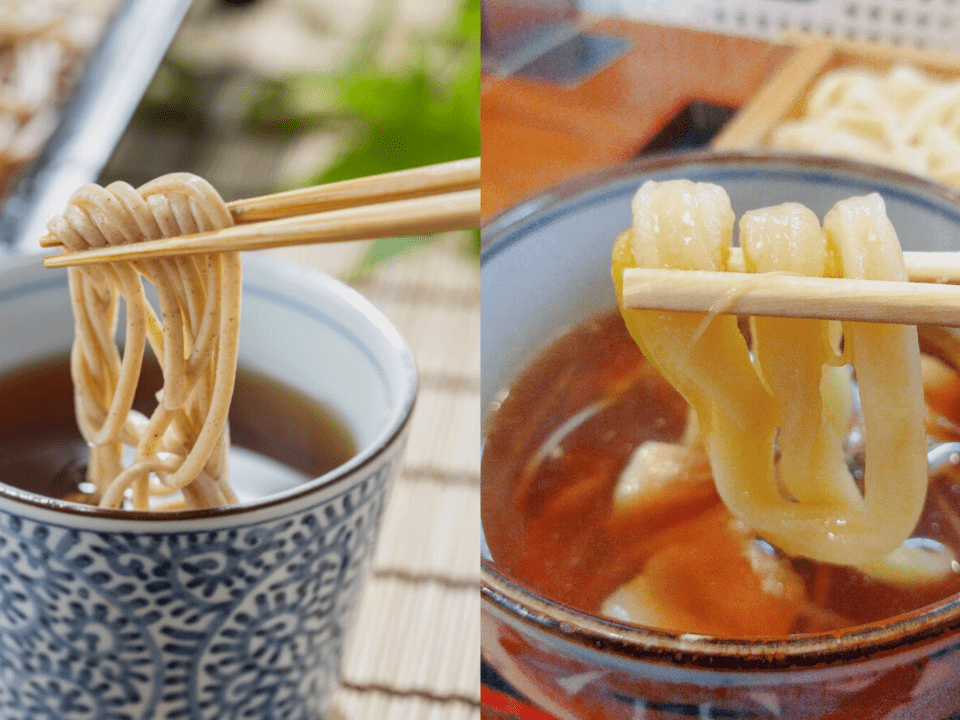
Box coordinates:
[612,180,935,575]
[48,173,241,510]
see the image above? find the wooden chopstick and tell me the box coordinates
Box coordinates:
[726,247,960,284]
[621,267,960,327]
[39,157,479,249]
[43,188,479,268]
[229,156,479,223]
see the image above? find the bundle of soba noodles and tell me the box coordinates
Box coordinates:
[611,180,950,585]
[47,173,241,510]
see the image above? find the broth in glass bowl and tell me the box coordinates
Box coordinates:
[481,151,960,720]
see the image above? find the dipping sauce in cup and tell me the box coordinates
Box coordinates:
[0,253,416,719]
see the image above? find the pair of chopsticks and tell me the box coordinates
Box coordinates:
[621,246,960,327]
[42,157,480,268]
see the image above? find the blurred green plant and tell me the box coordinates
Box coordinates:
[135,58,205,131]
[246,0,480,279]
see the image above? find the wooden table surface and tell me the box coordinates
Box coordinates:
[481,18,791,221]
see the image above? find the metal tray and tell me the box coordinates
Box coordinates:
[0,0,193,255]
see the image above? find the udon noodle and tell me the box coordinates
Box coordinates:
[770,64,960,187]
[611,180,948,587]
[47,172,241,510]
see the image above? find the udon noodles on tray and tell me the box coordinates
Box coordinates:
[47,173,241,511]
[770,63,960,187]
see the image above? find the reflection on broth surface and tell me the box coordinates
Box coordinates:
[482,308,960,636]
[0,355,356,505]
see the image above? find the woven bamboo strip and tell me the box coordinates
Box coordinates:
[373,482,479,578]
[397,580,447,692]
[356,234,481,294]
[402,388,481,470]
[282,230,479,719]
[341,575,405,682]
[332,689,479,720]
[369,301,480,378]
[423,585,481,694]
[341,579,480,700]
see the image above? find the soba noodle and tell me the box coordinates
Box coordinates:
[47,172,241,510]
[0,1,121,196]
[611,180,949,582]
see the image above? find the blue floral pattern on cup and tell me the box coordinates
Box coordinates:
[0,458,396,720]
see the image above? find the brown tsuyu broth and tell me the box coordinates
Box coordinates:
[0,355,357,505]
[482,309,960,636]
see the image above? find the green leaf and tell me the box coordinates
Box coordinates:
[468,228,480,257]
[341,64,434,128]
[244,74,348,132]
[245,0,480,278]
[448,0,480,45]
[136,59,204,130]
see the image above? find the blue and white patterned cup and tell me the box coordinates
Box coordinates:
[0,254,417,719]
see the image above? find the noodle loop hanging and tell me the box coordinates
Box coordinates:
[47,173,242,510]
[612,180,928,567]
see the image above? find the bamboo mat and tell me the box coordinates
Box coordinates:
[270,239,480,720]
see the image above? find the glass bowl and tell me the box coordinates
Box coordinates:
[481,150,960,720]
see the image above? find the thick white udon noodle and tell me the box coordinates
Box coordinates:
[770,64,960,187]
[622,180,950,579]
[47,173,241,510]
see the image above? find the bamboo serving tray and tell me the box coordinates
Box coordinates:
[712,33,960,151]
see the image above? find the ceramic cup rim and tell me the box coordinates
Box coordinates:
[481,149,960,671]
[0,252,417,524]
